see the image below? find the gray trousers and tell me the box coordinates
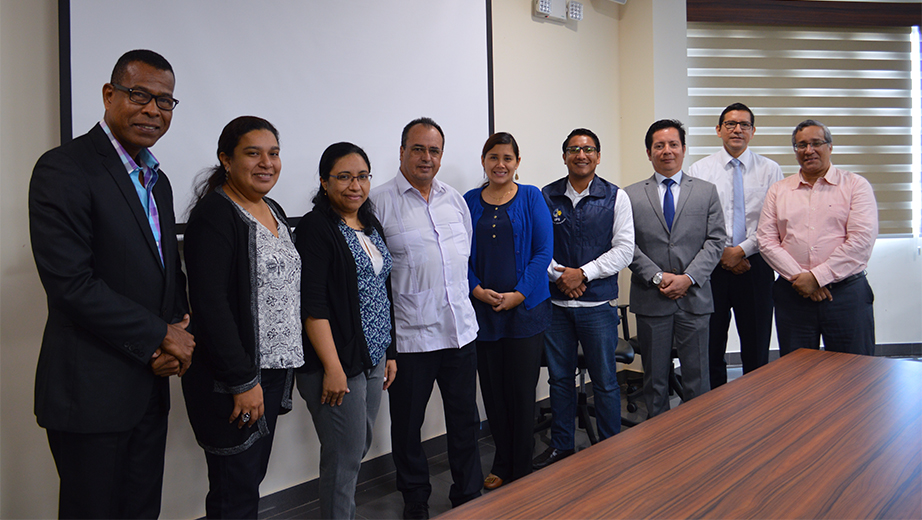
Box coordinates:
[297,361,386,520]
[636,309,710,418]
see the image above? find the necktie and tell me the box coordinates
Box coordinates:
[663,178,676,231]
[731,158,745,247]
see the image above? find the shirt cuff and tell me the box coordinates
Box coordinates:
[686,273,696,286]
[580,263,598,282]
[811,265,834,287]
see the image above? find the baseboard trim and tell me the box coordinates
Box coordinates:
[257,421,492,517]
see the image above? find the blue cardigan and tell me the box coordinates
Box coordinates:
[464,183,553,311]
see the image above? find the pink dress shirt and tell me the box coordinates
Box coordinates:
[757,165,878,287]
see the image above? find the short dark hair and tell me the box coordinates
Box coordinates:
[792,119,833,146]
[481,132,520,159]
[401,117,444,149]
[719,103,755,127]
[645,119,686,151]
[313,142,377,235]
[189,116,279,212]
[562,128,600,154]
[111,49,173,85]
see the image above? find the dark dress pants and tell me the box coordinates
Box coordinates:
[389,342,482,507]
[708,253,775,389]
[477,332,543,482]
[47,382,168,519]
[204,369,288,519]
[773,275,875,356]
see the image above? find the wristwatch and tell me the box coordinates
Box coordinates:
[652,271,663,286]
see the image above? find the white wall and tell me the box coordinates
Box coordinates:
[1,1,919,518]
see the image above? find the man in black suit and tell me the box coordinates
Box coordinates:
[29,49,194,519]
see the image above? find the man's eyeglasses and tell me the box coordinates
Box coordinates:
[332,173,372,184]
[112,84,179,111]
[565,146,598,155]
[722,121,752,131]
[793,140,829,151]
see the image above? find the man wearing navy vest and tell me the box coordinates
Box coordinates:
[533,128,635,469]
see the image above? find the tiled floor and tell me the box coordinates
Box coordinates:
[259,366,744,519]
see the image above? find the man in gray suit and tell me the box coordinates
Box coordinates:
[625,119,726,418]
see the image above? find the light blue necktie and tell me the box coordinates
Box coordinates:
[663,178,676,231]
[731,158,745,247]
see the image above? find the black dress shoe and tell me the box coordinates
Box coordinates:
[532,447,575,470]
[403,501,429,519]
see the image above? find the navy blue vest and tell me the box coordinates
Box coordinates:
[543,176,620,302]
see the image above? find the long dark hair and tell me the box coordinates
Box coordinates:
[312,142,377,235]
[189,116,280,214]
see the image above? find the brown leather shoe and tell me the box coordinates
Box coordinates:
[483,473,504,490]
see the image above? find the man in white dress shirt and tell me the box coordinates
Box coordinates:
[370,117,481,520]
[688,103,783,388]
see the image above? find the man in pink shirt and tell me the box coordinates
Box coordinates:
[757,119,878,356]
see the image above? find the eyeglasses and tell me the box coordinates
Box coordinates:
[793,140,829,151]
[565,146,598,155]
[722,121,752,131]
[331,173,372,184]
[409,145,442,157]
[112,84,179,111]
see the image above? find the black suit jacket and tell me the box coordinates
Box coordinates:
[29,123,188,433]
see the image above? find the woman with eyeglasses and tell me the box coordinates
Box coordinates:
[463,132,553,491]
[294,142,397,519]
[182,116,303,518]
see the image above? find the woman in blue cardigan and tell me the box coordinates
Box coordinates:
[464,132,553,491]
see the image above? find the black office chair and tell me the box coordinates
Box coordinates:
[535,304,637,443]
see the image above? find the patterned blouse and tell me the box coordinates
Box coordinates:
[338,221,393,365]
[236,202,304,369]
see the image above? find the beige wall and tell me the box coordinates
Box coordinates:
[1,1,64,518]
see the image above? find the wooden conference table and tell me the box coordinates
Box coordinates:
[439,349,922,519]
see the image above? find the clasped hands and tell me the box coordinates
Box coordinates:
[791,271,833,302]
[149,314,195,377]
[473,285,526,311]
[553,266,587,299]
[720,246,750,274]
[657,272,692,300]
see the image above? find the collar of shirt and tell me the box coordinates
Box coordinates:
[395,169,446,200]
[719,146,754,171]
[654,170,683,185]
[100,120,161,178]
[795,163,840,188]
[565,175,594,205]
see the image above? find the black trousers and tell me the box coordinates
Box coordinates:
[389,342,482,507]
[773,274,875,356]
[47,385,168,519]
[477,333,543,482]
[708,253,776,389]
[203,369,288,519]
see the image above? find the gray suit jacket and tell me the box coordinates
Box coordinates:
[625,173,725,316]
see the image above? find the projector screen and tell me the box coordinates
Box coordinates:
[63,0,492,221]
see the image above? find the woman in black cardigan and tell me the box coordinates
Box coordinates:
[295,142,396,520]
[183,116,303,519]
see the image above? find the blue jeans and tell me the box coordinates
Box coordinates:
[545,304,621,450]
